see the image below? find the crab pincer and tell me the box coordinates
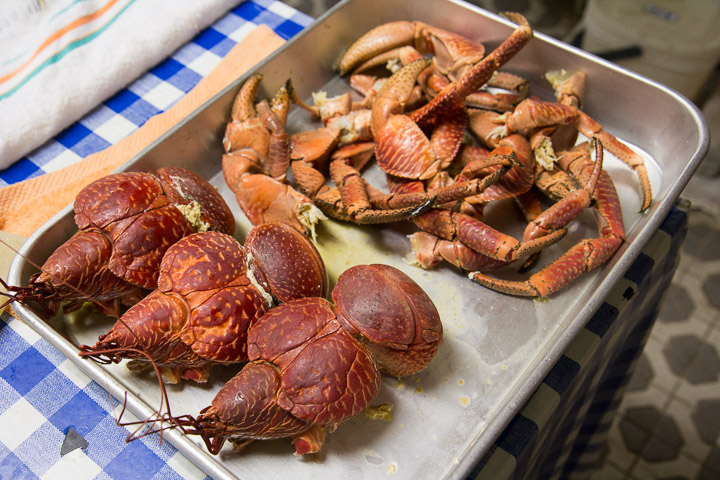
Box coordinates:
[177,264,443,455]
[78,223,328,384]
[1,167,235,317]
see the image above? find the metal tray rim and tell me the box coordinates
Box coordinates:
[7,0,710,478]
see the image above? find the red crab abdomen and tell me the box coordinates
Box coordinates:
[247,297,380,425]
[34,230,143,302]
[332,264,443,377]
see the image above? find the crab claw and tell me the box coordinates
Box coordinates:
[339,21,422,75]
[223,151,326,241]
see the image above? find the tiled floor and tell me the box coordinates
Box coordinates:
[288,1,720,478]
[588,109,720,479]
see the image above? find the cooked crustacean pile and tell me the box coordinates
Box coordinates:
[221,13,653,298]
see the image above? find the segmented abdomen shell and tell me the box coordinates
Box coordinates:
[247,297,380,425]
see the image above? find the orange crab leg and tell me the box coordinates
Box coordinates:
[410,231,507,271]
[339,20,486,80]
[413,209,567,264]
[469,234,622,296]
[575,110,652,212]
[498,97,578,137]
[410,13,532,127]
[470,140,625,297]
[457,134,535,204]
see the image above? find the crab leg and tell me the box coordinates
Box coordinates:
[412,208,567,265]
[339,20,486,81]
[409,231,507,271]
[575,110,652,212]
[456,134,535,204]
[522,138,604,242]
[470,139,625,297]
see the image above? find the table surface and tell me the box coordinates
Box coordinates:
[0,2,687,479]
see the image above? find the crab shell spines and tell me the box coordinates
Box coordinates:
[157,232,247,295]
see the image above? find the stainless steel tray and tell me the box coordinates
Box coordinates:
[8,0,709,479]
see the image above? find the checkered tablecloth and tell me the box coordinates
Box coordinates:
[0,2,311,478]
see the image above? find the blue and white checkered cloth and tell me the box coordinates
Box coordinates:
[0,318,202,479]
[0,1,311,478]
[0,0,311,188]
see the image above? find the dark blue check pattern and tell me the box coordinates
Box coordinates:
[0,318,193,479]
[0,1,311,478]
[0,0,312,188]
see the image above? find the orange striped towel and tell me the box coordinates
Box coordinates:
[0,0,244,167]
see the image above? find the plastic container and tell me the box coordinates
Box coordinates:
[580,0,720,102]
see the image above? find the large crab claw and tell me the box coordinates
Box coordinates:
[338,21,486,81]
[224,74,290,179]
[371,14,532,182]
[223,150,326,240]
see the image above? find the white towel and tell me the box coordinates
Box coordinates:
[0,0,243,169]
